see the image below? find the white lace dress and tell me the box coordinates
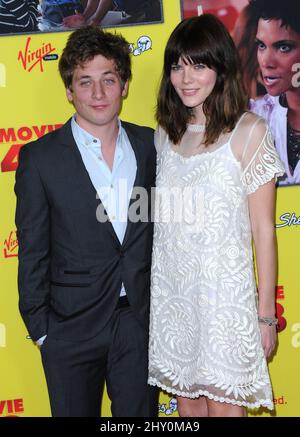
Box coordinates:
[148,113,285,410]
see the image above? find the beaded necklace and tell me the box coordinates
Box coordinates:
[287,123,300,173]
[280,94,300,174]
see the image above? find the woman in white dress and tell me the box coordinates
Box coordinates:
[148,14,284,417]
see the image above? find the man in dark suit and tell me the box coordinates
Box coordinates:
[15,26,157,417]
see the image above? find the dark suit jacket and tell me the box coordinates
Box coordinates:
[15,119,156,342]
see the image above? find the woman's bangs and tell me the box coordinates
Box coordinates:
[176,36,215,68]
[182,52,212,68]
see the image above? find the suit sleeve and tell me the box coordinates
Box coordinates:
[15,144,51,341]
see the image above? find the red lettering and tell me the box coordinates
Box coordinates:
[1,124,63,173]
[48,124,63,132]
[276,285,284,300]
[18,126,33,142]
[4,231,18,258]
[4,231,17,251]
[0,128,16,143]
[0,400,5,414]
[0,399,24,415]
[276,302,287,333]
[14,399,24,413]
[7,400,13,414]
[18,37,56,73]
[0,124,62,145]
[32,125,47,138]
[1,143,23,172]
[28,46,56,73]
[18,37,31,70]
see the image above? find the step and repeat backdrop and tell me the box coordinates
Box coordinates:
[0,0,299,417]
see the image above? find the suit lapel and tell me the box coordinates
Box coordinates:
[121,122,144,249]
[57,120,120,246]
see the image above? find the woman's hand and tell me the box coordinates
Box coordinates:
[86,15,101,27]
[63,13,86,28]
[259,323,277,358]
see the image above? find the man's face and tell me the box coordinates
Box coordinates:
[66,54,128,134]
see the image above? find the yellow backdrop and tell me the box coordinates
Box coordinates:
[0,0,299,418]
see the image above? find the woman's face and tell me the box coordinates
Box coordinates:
[256,18,300,96]
[170,57,217,122]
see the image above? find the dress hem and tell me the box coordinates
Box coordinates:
[148,377,274,411]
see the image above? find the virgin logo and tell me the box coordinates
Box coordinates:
[4,231,18,258]
[18,37,56,73]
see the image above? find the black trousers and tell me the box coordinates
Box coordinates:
[41,305,158,417]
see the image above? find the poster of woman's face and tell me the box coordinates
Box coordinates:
[181,0,300,187]
[0,0,163,35]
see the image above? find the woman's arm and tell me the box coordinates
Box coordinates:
[82,0,100,20]
[248,179,277,358]
[87,0,112,26]
[63,0,112,28]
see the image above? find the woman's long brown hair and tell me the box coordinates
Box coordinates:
[157,14,248,146]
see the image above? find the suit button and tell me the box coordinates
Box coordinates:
[120,251,124,258]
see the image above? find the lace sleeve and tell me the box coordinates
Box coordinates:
[154,125,169,159]
[241,119,285,194]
